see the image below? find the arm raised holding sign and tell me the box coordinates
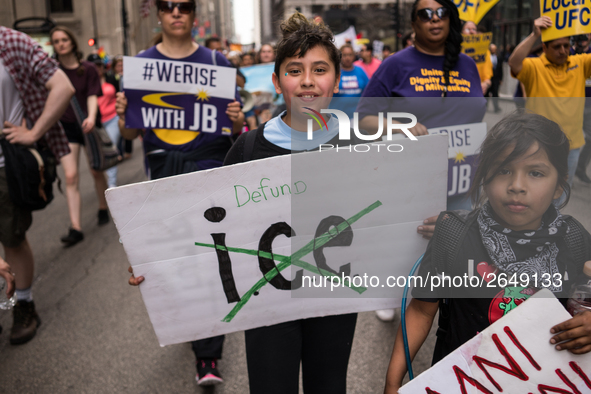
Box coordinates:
[508,17,552,76]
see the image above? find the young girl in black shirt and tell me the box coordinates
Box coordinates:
[385,111,591,393]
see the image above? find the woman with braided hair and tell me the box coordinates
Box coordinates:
[359,0,484,133]
[358,0,486,323]
[358,0,485,204]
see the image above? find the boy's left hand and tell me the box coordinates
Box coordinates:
[550,310,591,354]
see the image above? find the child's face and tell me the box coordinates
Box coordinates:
[272,45,339,123]
[484,142,563,231]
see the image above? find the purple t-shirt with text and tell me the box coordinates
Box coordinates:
[357,47,486,129]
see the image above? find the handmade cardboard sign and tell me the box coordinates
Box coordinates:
[399,289,591,394]
[428,122,486,197]
[106,134,448,346]
[462,33,492,66]
[123,56,236,134]
[541,0,591,42]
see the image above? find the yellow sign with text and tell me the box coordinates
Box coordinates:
[541,0,591,41]
[462,33,492,65]
[453,0,501,24]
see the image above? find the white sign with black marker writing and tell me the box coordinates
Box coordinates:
[106,134,448,346]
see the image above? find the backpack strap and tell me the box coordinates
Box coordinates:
[430,210,474,346]
[242,124,261,162]
[564,215,591,267]
[211,49,217,66]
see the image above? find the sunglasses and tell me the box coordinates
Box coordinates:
[416,7,449,22]
[157,1,195,14]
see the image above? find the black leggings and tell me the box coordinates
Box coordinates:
[245,313,357,394]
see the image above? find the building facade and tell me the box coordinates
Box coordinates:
[282,0,410,50]
[1,0,235,59]
[279,0,538,52]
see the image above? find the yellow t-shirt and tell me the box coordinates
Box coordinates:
[476,49,493,83]
[516,53,591,150]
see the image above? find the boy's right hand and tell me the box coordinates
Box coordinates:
[128,266,144,286]
[533,16,552,36]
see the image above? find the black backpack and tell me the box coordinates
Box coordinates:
[0,137,57,211]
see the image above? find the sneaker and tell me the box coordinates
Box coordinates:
[375,309,397,322]
[10,300,41,345]
[60,228,84,247]
[196,358,223,386]
[98,209,110,226]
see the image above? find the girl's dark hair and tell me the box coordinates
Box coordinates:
[469,110,571,208]
[50,26,84,75]
[274,12,340,80]
[411,0,462,97]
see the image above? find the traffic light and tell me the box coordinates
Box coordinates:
[391,1,400,31]
[88,37,96,47]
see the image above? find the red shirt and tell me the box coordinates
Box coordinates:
[98,81,117,123]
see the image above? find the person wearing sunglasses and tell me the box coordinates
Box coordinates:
[354,43,382,79]
[116,0,244,387]
[358,0,484,211]
[358,0,486,326]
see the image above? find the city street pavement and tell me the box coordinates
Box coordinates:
[0,102,589,393]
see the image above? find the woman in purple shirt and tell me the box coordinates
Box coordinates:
[358,0,486,322]
[358,0,485,210]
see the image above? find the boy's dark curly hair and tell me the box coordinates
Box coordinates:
[411,0,462,97]
[469,110,571,208]
[274,12,340,79]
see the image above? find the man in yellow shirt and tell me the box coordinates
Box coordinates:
[509,16,591,191]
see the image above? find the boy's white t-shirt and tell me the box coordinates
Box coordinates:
[263,111,339,151]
